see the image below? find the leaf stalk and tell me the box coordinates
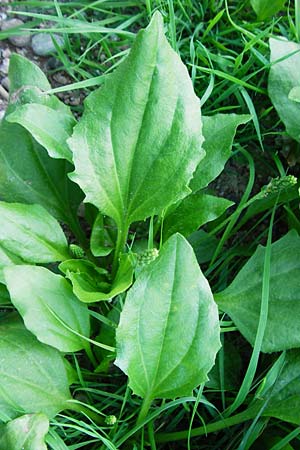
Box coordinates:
[112,224,129,277]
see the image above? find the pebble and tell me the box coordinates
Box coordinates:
[53,72,69,85]
[1,19,31,47]
[31,33,65,56]
[0,84,9,101]
[0,48,11,75]
[1,76,9,91]
[0,12,7,23]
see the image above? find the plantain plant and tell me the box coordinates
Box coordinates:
[1,11,300,449]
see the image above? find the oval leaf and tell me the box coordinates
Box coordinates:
[250,0,286,20]
[60,254,134,303]
[6,103,75,163]
[0,120,83,227]
[0,315,71,420]
[268,38,300,142]
[8,54,51,96]
[90,213,115,257]
[69,12,204,229]
[4,266,90,352]
[115,233,220,400]
[190,114,251,192]
[215,230,300,352]
[8,54,71,116]
[0,202,69,264]
[163,193,234,241]
[263,349,300,424]
[0,413,49,450]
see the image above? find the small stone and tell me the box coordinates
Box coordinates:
[53,72,69,85]
[68,93,81,106]
[0,58,9,75]
[1,19,31,47]
[0,47,11,75]
[1,76,9,91]
[31,33,65,56]
[0,84,9,101]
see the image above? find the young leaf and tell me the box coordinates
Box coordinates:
[6,104,75,163]
[90,213,115,257]
[8,54,71,116]
[163,193,233,241]
[0,202,70,264]
[60,254,134,303]
[250,0,286,20]
[4,266,90,352]
[8,54,51,96]
[0,120,83,228]
[115,234,220,400]
[190,114,250,192]
[268,38,300,142]
[69,12,204,230]
[262,349,300,424]
[215,230,300,352]
[0,413,49,450]
[0,315,71,420]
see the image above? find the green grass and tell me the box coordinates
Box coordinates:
[1,0,300,449]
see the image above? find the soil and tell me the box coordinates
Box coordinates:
[0,1,86,120]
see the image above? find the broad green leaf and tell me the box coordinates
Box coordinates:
[0,315,71,420]
[0,202,69,264]
[190,114,250,192]
[163,193,233,241]
[94,307,120,371]
[250,0,286,20]
[9,54,51,96]
[268,38,300,142]
[69,12,204,230]
[59,258,108,277]
[0,54,83,228]
[6,104,75,163]
[60,255,134,302]
[115,233,220,400]
[188,230,219,264]
[90,213,115,257]
[8,54,70,116]
[206,340,242,390]
[64,359,79,385]
[4,266,90,352]
[215,230,300,352]
[0,413,49,450]
[0,120,83,227]
[255,350,300,425]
